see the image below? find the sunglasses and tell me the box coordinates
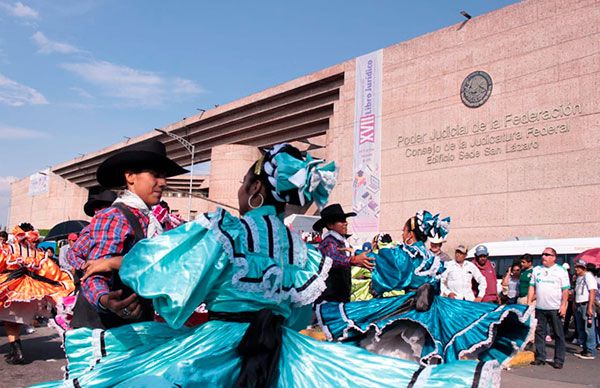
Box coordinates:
[541,253,555,257]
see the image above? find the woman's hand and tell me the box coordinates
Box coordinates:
[81,256,123,281]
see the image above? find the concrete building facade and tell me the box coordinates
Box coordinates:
[9,0,600,250]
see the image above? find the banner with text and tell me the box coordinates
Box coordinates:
[352,49,382,233]
[28,169,49,196]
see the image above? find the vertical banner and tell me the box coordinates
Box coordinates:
[28,169,50,196]
[352,49,382,233]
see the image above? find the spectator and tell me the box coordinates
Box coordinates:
[502,262,521,304]
[58,233,78,271]
[472,245,500,303]
[563,266,578,342]
[429,235,451,262]
[441,245,486,301]
[593,265,600,349]
[45,246,57,263]
[573,259,597,360]
[517,254,534,305]
[528,247,570,369]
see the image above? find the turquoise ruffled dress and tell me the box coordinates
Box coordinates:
[36,207,500,387]
[317,242,535,366]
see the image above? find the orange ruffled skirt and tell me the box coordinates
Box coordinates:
[0,252,75,315]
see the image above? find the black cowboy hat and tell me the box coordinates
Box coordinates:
[84,190,117,217]
[96,140,188,189]
[312,204,356,231]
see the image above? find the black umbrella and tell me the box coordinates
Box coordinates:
[43,220,90,241]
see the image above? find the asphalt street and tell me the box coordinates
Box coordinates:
[1,326,598,388]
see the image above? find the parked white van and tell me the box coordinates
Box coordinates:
[466,237,600,278]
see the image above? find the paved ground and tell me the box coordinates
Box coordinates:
[0,326,66,388]
[1,326,598,387]
[502,340,599,387]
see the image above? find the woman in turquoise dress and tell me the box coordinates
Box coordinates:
[37,144,500,388]
[317,211,535,366]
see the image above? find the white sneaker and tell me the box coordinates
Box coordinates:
[574,351,595,360]
[25,326,36,334]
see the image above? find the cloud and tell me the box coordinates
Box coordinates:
[0,1,39,19]
[0,73,48,106]
[61,60,203,107]
[0,124,49,139]
[69,86,94,99]
[0,176,17,192]
[0,176,16,228]
[31,31,79,54]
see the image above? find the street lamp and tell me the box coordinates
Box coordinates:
[154,128,196,220]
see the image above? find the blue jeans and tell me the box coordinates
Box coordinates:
[574,303,597,356]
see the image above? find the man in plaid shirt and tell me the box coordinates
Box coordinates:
[71,140,187,329]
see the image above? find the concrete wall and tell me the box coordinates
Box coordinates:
[9,172,212,229]
[328,0,600,249]
[9,172,88,229]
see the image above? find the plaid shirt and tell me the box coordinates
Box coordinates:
[66,225,92,271]
[318,232,352,268]
[81,206,148,309]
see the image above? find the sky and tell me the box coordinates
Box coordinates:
[0,0,519,225]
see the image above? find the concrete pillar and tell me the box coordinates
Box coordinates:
[209,144,261,215]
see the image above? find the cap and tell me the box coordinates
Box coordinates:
[455,244,468,254]
[68,233,78,241]
[475,245,489,257]
[574,259,587,268]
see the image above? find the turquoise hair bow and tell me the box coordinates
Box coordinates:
[272,152,338,209]
[416,210,451,239]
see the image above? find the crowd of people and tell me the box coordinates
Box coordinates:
[0,139,596,386]
[309,217,598,368]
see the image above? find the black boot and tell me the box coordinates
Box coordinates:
[4,341,15,360]
[6,340,25,364]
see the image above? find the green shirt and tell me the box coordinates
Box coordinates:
[519,267,533,297]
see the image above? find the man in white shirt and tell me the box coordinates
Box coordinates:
[573,259,597,360]
[58,233,77,271]
[440,245,486,302]
[528,247,570,369]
